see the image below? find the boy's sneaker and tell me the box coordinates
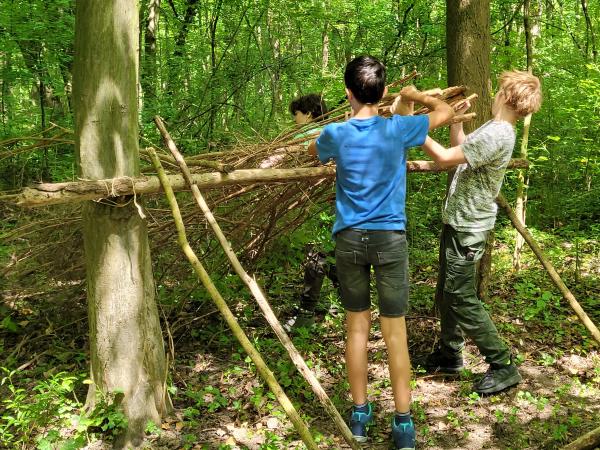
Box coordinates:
[391,413,416,450]
[283,308,315,332]
[473,360,522,394]
[415,347,464,374]
[349,402,373,443]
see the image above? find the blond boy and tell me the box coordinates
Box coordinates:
[402,71,542,394]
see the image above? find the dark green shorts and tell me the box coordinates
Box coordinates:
[335,229,409,317]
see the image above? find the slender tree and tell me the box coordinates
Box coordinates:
[581,0,597,61]
[166,0,199,97]
[141,0,161,114]
[322,22,330,74]
[73,0,170,447]
[513,0,535,271]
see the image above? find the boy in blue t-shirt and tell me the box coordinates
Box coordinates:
[308,56,454,449]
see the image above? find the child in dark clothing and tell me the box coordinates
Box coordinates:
[283,94,340,331]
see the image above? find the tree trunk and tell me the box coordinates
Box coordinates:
[501,1,514,69]
[322,23,329,74]
[1,51,12,131]
[266,8,282,120]
[141,0,161,115]
[208,0,223,143]
[524,0,533,69]
[512,113,531,271]
[581,0,597,61]
[39,76,50,181]
[74,1,170,447]
[445,0,493,301]
[446,0,492,134]
[166,0,199,96]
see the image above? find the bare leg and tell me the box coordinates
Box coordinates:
[345,310,372,405]
[380,316,411,412]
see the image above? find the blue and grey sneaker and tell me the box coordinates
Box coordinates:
[349,402,373,443]
[391,413,416,450]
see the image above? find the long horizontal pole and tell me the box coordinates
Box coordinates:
[2,160,529,208]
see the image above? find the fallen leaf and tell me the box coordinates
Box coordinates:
[266,418,279,430]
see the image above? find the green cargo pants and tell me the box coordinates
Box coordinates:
[435,224,511,365]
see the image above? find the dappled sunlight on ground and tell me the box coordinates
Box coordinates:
[2,226,599,449]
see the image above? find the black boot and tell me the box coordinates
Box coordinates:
[473,360,521,394]
[415,347,464,374]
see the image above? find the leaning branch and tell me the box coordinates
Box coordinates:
[154,116,361,449]
[148,148,318,449]
[1,160,530,208]
[497,193,600,346]
[562,424,600,450]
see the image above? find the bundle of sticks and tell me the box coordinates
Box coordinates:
[3,73,478,289]
[140,71,476,176]
[137,71,477,262]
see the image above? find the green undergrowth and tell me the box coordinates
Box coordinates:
[1,216,599,448]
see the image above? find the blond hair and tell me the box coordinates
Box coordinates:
[498,70,542,117]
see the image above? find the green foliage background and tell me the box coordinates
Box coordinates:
[1,0,598,231]
[1,0,599,448]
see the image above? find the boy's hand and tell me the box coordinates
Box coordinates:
[398,85,420,101]
[390,85,418,115]
[399,86,443,103]
[454,99,471,115]
[422,88,443,97]
[390,95,414,115]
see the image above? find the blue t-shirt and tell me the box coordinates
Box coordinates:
[316,114,429,235]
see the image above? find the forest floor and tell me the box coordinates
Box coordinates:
[1,224,599,449]
[154,324,600,450]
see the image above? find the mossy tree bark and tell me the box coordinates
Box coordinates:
[446,0,492,134]
[74,1,170,447]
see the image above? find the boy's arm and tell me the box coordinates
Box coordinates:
[449,100,471,146]
[400,87,454,130]
[390,93,414,116]
[391,87,444,116]
[421,136,467,169]
[450,123,466,147]
[308,140,317,157]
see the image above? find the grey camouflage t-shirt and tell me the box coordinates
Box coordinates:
[442,120,516,231]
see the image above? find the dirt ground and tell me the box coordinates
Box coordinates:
[4,231,599,450]
[137,314,600,450]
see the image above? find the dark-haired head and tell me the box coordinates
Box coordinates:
[344,56,386,104]
[289,94,328,122]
